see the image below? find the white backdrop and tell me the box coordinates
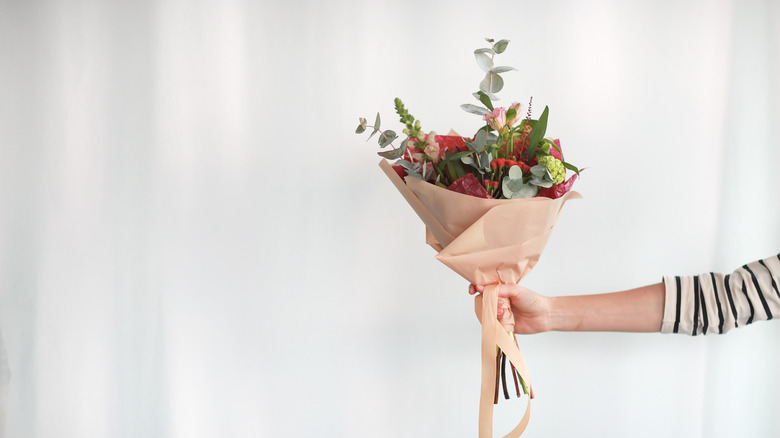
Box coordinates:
[1,0,779,437]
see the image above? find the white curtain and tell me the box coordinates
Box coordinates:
[0,0,778,436]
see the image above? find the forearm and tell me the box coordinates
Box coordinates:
[546,283,665,332]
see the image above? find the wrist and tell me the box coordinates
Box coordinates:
[545,296,581,332]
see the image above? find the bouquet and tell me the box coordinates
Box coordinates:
[356,38,581,437]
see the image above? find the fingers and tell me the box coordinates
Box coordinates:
[468,284,485,295]
[472,288,505,319]
[496,283,524,299]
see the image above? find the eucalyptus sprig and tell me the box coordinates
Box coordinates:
[460,38,517,117]
[355,113,406,160]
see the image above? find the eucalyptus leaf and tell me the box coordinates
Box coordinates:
[474,47,495,55]
[395,159,414,170]
[479,151,492,167]
[355,124,366,134]
[480,74,504,94]
[405,170,423,180]
[460,103,489,116]
[507,178,525,192]
[530,165,548,177]
[508,165,524,179]
[474,129,487,151]
[515,184,538,198]
[475,52,493,73]
[493,39,509,54]
[490,66,516,74]
[483,92,500,101]
[461,156,476,167]
[377,147,404,159]
[530,177,553,188]
[378,130,397,148]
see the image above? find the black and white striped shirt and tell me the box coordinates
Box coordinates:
[662,253,780,335]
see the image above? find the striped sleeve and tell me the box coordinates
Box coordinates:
[661,253,780,335]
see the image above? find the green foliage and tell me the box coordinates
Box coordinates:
[529,164,554,188]
[354,37,580,200]
[480,73,504,94]
[378,130,397,148]
[355,117,367,134]
[476,92,494,110]
[502,165,538,198]
[377,140,406,159]
[460,104,489,116]
[562,160,580,175]
[526,106,549,159]
[493,39,509,54]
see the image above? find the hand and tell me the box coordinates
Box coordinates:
[469,284,552,334]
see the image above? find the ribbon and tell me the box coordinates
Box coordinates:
[478,284,532,438]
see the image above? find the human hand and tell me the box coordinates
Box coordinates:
[469,284,552,334]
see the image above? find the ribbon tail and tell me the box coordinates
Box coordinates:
[478,284,532,438]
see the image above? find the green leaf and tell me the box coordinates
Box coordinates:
[474,47,495,55]
[368,112,381,141]
[395,158,414,170]
[493,39,509,54]
[475,91,500,101]
[530,177,553,188]
[460,103,489,116]
[377,147,404,159]
[485,37,495,43]
[475,91,494,111]
[474,129,487,151]
[530,165,547,177]
[475,52,493,73]
[442,150,472,164]
[378,130,397,148]
[506,178,525,192]
[508,165,524,179]
[526,106,549,156]
[562,161,580,175]
[490,66,516,74]
[480,74,504,94]
[355,124,366,134]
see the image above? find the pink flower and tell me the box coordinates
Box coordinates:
[483,107,507,131]
[506,102,522,127]
[422,131,442,162]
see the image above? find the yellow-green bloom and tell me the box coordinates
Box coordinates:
[537,155,565,184]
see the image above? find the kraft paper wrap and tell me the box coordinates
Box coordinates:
[379,159,581,437]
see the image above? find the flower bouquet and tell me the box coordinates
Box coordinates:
[356,38,581,437]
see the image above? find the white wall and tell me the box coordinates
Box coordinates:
[0,0,778,437]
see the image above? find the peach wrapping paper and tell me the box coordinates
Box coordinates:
[379,160,581,437]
